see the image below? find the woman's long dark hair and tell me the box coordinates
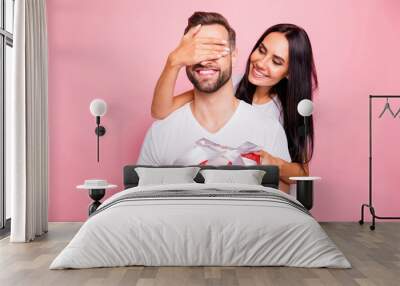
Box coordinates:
[235,23,318,165]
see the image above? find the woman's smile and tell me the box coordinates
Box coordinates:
[251,64,269,79]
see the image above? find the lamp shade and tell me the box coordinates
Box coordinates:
[90,99,107,117]
[297,99,314,117]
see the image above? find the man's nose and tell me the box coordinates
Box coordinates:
[199,59,218,66]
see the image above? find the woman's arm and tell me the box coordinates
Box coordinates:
[278,161,309,185]
[279,180,290,194]
[256,150,309,185]
[151,24,230,119]
[151,60,194,119]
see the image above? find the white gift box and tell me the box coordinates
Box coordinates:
[174,138,262,166]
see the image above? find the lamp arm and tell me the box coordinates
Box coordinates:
[97,116,100,162]
[304,116,308,164]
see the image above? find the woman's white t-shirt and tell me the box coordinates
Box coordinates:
[233,75,297,196]
[232,74,284,125]
[253,99,283,125]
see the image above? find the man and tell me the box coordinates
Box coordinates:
[138,12,290,168]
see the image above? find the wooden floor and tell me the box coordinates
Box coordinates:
[0,222,399,286]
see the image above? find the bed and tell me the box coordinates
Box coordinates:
[50,165,350,269]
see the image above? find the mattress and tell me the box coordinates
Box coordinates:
[50,183,350,269]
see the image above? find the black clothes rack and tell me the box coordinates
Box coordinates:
[359,95,400,230]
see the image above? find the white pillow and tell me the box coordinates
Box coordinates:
[135,167,200,186]
[200,169,266,185]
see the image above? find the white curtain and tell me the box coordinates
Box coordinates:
[8,0,49,242]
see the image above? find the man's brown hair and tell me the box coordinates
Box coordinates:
[184,11,236,48]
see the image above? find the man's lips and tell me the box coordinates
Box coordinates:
[195,68,220,77]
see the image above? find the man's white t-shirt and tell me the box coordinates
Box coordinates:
[138,101,290,165]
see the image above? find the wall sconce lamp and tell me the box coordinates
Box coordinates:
[297,99,314,116]
[89,99,107,162]
[294,99,317,210]
[297,99,314,162]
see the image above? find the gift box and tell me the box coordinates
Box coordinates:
[174,138,262,166]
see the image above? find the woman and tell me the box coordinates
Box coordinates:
[151,23,318,193]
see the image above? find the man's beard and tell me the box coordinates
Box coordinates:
[186,63,232,93]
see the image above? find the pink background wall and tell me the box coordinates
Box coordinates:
[46,0,400,222]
